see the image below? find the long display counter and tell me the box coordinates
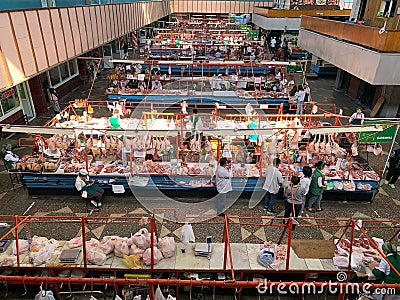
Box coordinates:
[107,93,289,107]
[21,173,379,202]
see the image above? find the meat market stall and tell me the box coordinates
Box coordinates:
[105,60,293,107]
[2,102,395,202]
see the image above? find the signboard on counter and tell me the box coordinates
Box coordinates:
[359,120,398,143]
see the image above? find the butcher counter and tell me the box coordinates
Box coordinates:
[20,172,379,202]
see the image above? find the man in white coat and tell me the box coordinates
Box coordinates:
[262,158,283,214]
[215,157,232,216]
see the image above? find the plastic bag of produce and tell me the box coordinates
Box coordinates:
[86,238,100,250]
[334,181,344,190]
[154,285,166,300]
[101,235,120,246]
[86,249,107,266]
[158,237,176,258]
[343,180,356,191]
[12,239,30,255]
[68,236,83,248]
[129,244,145,257]
[122,254,141,269]
[326,181,334,191]
[30,247,52,266]
[47,239,59,252]
[99,239,114,255]
[333,255,349,268]
[131,228,156,250]
[1,255,17,267]
[257,248,275,267]
[114,238,129,258]
[30,236,48,251]
[142,247,163,265]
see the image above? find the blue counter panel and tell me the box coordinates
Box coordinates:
[22,174,377,202]
[107,94,289,106]
[138,64,270,76]
[310,63,338,75]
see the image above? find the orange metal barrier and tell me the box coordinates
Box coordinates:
[0,214,399,299]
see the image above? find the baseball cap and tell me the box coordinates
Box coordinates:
[79,169,88,176]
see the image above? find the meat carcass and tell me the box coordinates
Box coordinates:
[319,135,326,154]
[266,137,277,155]
[290,129,301,150]
[314,135,321,154]
[325,135,332,154]
[351,141,358,157]
[307,135,316,153]
[205,140,212,152]
[276,139,285,153]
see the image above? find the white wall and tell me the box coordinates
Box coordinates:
[252,14,301,31]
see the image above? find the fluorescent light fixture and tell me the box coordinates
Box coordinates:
[309,126,383,134]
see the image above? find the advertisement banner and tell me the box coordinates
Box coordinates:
[359,120,398,143]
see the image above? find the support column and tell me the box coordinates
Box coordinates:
[379,85,400,118]
[334,69,345,92]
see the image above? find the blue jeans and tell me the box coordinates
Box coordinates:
[216,193,226,215]
[264,192,277,211]
[296,100,304,114]
[307,193,322,209]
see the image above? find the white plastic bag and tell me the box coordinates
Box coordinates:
[99,239,114,255]
[131,228,156,250]
[129,244,145,256]
[180,223,195,247]
[86,238,100,250]
[30,247,52,266]
[333,256,349,268]
[30,236,48,251]
[1,255,17,267]
[34,290,56,300]
[86,249,107,265]
[114,238,129,258]
[142,247,163,266]
[154,285,166,300]
[12,239,30,255]
[158,237,176,258]
[68,236,83,248]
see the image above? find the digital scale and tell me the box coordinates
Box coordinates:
[194,236,212,259]
[0,240,10,252]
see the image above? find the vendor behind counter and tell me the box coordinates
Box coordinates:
[1,143,19,169]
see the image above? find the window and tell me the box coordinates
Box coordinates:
[379,0,397,17]
[60,62,70,81]
[47,59,79,88]
[49,67,61,86]
[68,60,77,75]
[342,0,353,9]
[1,87,20,115]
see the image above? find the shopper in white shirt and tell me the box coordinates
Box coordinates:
[215,157,232,216]
[299,166,312,215]
[262,158,283,214]
[296,85,306,115]
[270,37,277,54]
[349,107,364,125]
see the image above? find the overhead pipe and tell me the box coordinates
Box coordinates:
[0,275,399,290]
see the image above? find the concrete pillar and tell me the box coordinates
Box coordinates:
[334,69,345,92]
[350,0,362,20]
[379,85,400,118]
